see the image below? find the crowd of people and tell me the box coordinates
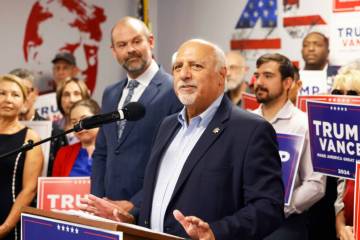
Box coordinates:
[0,15,359,240]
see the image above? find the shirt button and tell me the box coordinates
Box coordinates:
[144,220,149,226]
[114,150,120,155]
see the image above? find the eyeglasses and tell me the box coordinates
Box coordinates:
[331,89,358,96]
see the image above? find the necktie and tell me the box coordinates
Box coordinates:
[117,80,140,141]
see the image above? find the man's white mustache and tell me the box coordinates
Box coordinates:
[177,84,197,89]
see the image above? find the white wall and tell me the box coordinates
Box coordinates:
[153,0,247,72]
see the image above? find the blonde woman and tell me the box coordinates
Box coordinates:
[333,61,360,240]
[0,74,43,240]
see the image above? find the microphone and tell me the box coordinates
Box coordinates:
[74,102,145,132]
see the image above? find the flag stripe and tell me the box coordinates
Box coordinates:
[283,15,326,27]
[333,0,360,12]
[231,39,281,50]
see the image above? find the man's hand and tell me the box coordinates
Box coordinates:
[103,198,134,212]
[79,194,134,223]
[173,210,215,240]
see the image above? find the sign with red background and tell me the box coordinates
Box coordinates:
[37,177,90,211]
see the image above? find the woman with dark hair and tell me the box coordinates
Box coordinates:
[52,98,100,176]
[0,74,44,240]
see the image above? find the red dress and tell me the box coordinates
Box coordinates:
[52,142,81,176]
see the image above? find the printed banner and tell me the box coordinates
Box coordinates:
[297,95,360,112]
[37,177,90,211]
[34,92,62,121]
[307,100,360,179]
[241,92,259,110]
[299,70,328,95]
[330,10,360,65]
[21,214,122,240]
[355,161,360,240]
[277,133,304,206]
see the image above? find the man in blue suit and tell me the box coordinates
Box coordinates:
[91,16,181,206]
[84,39,284,239]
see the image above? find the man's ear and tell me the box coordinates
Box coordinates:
[220,66,227,79]
[284,77,293,90]
[219,66,227,86]
[297,79,303,89]
[148,34,155,49]
[111,45,117,60]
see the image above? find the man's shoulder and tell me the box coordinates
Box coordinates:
[151,68,173,87]
[226,106,276,138]
[231,106,268,125]
[104,79,126,93]
[288,104,307,125]
[161,112,179,125]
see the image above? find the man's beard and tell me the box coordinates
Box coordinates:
[255,85,283,104]
[176,82,197,106]
[226,77,242,91]
[122,54,147,76]
[177,92,196,106]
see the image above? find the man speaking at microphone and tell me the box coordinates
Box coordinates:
[83,39,284,239]
[90,16,181,209]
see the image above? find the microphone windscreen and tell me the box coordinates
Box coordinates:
[123,102,145,121]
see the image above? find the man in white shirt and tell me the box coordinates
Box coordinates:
[252,53,326,239]
[302,32,338,240]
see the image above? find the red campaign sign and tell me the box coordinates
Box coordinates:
[37,177,90,211]
[333,0,360,12]
[355,162,360,240]
[297,95,360,112]
[241,92,260,110]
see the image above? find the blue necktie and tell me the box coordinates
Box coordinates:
[117,80,140,141]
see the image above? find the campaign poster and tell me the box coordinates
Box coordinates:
[21,120,52,176]
[37,177,90,211]
[299,70,328,96]
[297,95,360,112]
[241,92,259,110]
[21,214,122,240]
[307,100,360,179]
[34,92,62,121]
[330,9,360,65]
[277,133,304,206]
[354,161,360,240]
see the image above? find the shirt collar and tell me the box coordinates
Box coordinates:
[177,94,224,128]
[256,100,295,124]
[126,59,159,87]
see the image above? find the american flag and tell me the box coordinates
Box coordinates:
[231,0,279,50]
[231,0,326,51]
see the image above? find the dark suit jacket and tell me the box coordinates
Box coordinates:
[52,142,81,176]
[91,68,181,200]
[137,96,284,240]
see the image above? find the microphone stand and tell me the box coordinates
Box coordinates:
[0,127,76,160]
